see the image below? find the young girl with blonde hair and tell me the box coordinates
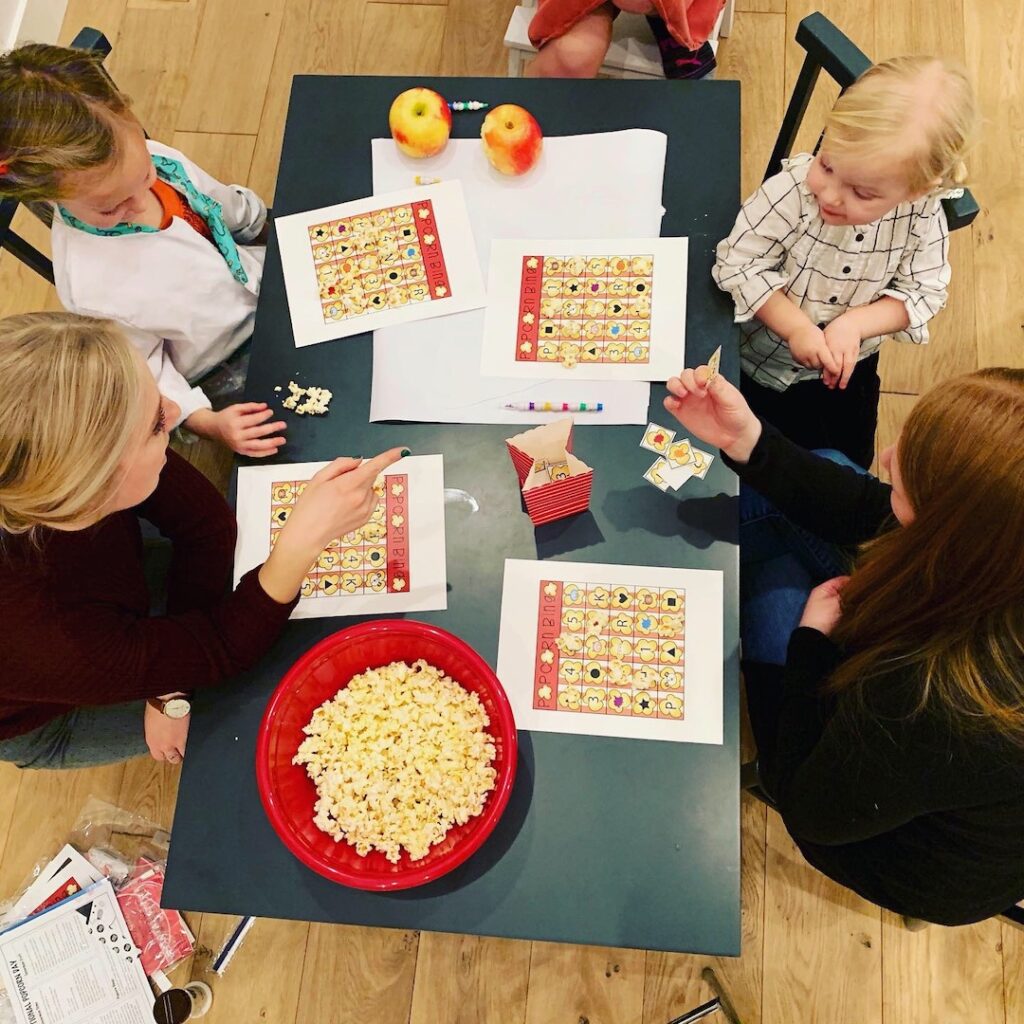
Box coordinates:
[0,311,404,769]
[664,360,1024,925]
[714,56,979,468]
[0,43,284,458]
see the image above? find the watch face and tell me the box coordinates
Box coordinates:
[164,698,191,720]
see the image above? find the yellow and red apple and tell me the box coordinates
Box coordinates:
[481,104,543,176]
[389,87,451,159]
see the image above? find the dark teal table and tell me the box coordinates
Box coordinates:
[164,75,742,955]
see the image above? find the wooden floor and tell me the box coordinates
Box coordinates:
[1,1,1022,1021]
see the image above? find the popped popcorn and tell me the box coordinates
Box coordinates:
[280,379,333,415]
[293,659,498,864]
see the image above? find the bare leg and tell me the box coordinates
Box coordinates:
[525,3,616,78]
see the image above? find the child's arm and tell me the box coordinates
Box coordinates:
[878,207,951,345]
[821,298,910,390]
[185,404,287,458]
[754,293,841,377]
[714,165,839,377]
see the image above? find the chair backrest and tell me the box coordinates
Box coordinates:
[766,11,979,232]
[0,27,113,285]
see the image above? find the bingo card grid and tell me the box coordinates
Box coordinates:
[269,475,411,599]
[533,580,686,720]
[308,199,451,326]
[516,254,654,369]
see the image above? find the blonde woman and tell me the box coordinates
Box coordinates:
[664,363,1024,926]
[0,312,405,770]
[714,56,979,468]
[0,43,282,458]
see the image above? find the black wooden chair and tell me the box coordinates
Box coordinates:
[768,11,979,233]
[0,27,113,284]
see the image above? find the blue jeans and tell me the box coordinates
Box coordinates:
[0,701,150,770]
[740,449,869,666]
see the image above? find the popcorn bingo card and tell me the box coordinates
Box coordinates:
[497,559,723,745]
[481,238,688,381]
[234,455,447,618]
[276,181,486,347]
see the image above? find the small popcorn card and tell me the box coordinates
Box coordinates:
[506,418,593,526]
[640,422,675,454]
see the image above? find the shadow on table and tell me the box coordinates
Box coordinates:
[534,510,606,558]
[602,486,738,548]
[383,731,536,902]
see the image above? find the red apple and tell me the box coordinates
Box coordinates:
[389,87,451,159]
[481,104,543,176]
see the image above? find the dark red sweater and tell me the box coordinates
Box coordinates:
[0,450,297,739]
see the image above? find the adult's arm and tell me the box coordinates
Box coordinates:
[725,420,895,546]
[761,628,991,845]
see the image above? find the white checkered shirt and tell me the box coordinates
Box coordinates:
[713,153,952,391]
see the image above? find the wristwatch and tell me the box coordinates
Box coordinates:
[147,693,193,719]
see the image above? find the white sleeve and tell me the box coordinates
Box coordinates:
[879,207,951,345]
[713,167,805,323]
[120,323,212,425]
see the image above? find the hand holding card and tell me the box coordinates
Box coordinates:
[663,367,761,464]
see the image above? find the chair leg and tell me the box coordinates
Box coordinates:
[719,0,735,38]
[901,915,931,932]
[507,48,526,77]
[703,967,743,1024]
[1,232,55,284]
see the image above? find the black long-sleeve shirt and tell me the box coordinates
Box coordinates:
[729,422,1024,924]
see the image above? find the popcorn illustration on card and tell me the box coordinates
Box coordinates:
[640,422,675,455]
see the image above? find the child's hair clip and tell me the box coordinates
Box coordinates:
[0,161,9,175]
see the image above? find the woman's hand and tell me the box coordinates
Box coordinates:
[186,403,287,457]
[258,448,408,603]
[798,575,850,636]
[144,703,189,763]
[663,365,763,463]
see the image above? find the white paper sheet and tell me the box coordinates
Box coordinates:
[234,454,447,618]
[275,180,485,347]
[496,559,723,746]
[0,880,152,1024]
[481,238,687,382]
[370,132,668,425]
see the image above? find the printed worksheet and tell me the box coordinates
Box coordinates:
[496,559,723,745]
[234,455,447,618]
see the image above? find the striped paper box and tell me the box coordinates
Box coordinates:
[523,467,594,526]
[506,418,592,526]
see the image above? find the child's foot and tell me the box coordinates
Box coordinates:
[646,16,716,80]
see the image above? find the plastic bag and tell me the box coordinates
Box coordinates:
[0,797,194,979]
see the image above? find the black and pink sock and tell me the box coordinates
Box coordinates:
[646,16,717,80]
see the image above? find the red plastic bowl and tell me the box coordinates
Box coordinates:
[256,620,518,890]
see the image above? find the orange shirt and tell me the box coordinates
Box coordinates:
[151,178,214,241]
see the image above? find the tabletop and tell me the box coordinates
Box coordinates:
[164,74,743,956]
